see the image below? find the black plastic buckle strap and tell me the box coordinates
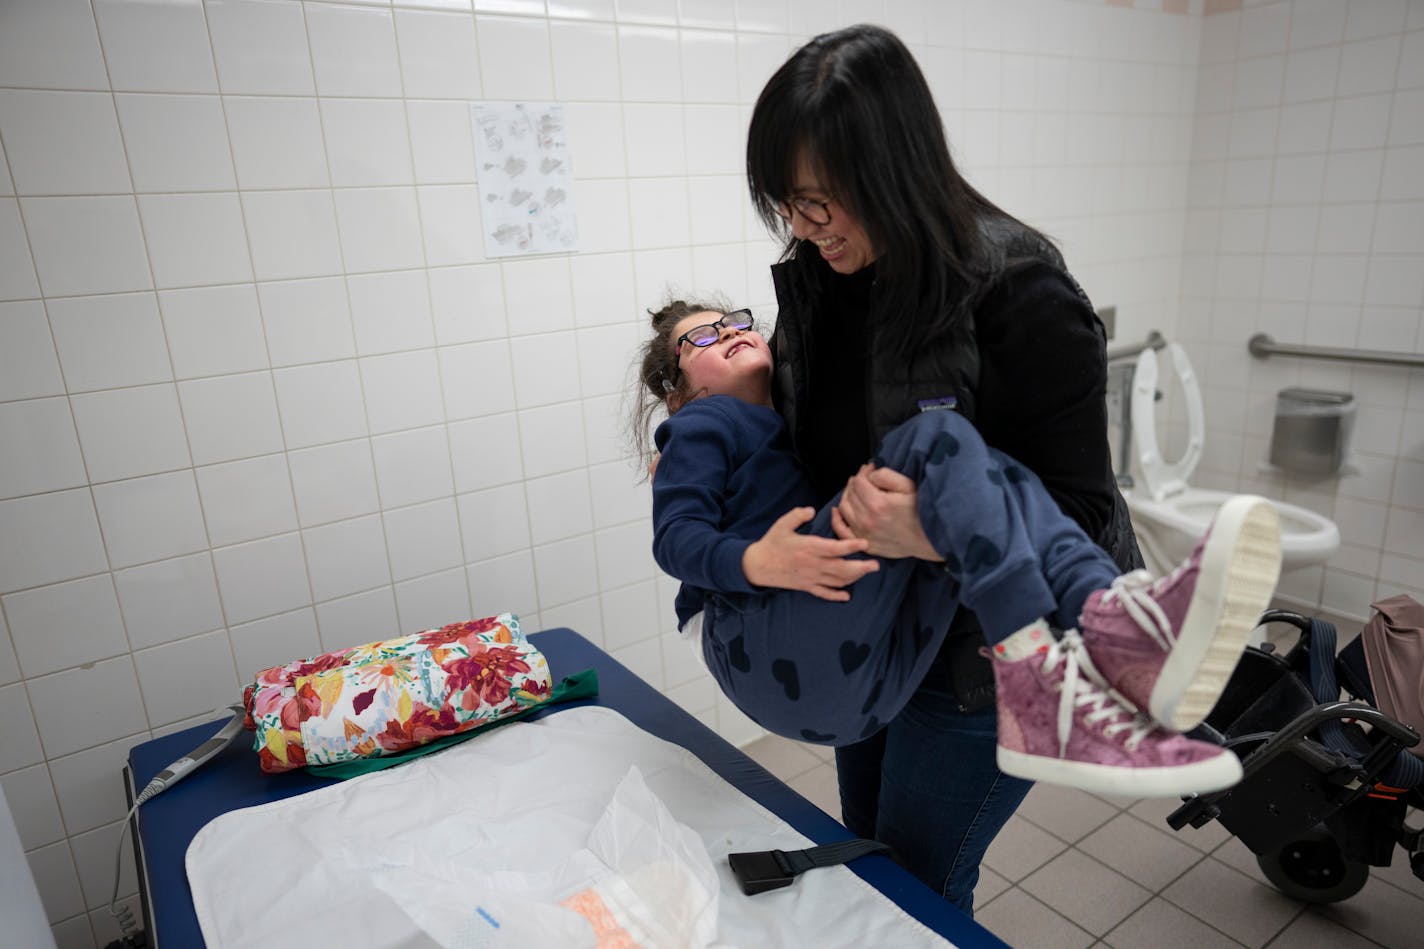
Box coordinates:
[728,838,895,895]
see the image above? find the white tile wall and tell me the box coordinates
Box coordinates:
[6,2,1409,945]
[0,612,21,686]
[1171,0,1424,622]
[258,276,357,365]
[393,565,471,630]
[227,607,320,680]
[0,489,109,592]
[92,471,210,568]
[112,553,225,650]
[314,585,400,651]
[288,438,382,525]
[3,575,129,678]
[372,425,456,507]
[241,190,343,279]
[24,196,152,296]
[302,513,392,601]
[272,360,370,447]
[385,497,466,580]
[0,397,87,499]
[160,284,270,379]
[132,630,240,727]
[47,734,147,835]
[196,454,299,547]
[0,90,130,196]
[27,839,87,925]
[0,302,62,398]
[93,0,220,95]
[28,657,150,760]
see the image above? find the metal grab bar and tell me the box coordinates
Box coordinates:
[1105,330,1166,364]
[1249,333,1424,370]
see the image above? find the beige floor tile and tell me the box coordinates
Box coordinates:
[1211,837,1277,888]
[976,887,1096,949]
[1021,848,1152,936]
[1103,897,1243,949]
[1130,795,1233,852]
[740,733,824,783]
[1265,911,1382,949]
[982,814,1070,882]
[1369,845,1424,895]
[974,866,1013,910]
[784,762,843,823]
[1078,812,1206,892]
[1017,782,1121,843]
[1163,857,1305,947]
[1310,870,1424,949]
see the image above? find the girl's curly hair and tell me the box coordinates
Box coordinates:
[625,296,738,474]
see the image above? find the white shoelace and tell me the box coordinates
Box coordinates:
[1045,630,1154,756]
[1099,568,1179,652]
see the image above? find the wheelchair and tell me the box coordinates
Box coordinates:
[1167,610,1423,903]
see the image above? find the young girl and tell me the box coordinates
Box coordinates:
[634,300,1283,797]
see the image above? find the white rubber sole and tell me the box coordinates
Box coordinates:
[998,746,1243,798]
[1150,495,1283,732]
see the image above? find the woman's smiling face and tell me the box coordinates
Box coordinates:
[785,153,878,275]
[672,311,773,406]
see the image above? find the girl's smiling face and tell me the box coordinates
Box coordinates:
[672,310,773,407]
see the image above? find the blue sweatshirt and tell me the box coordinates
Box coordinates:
[652,396,819,627]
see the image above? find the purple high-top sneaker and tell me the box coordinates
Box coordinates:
[993,631,1241,796]
[1080,495,1283,732]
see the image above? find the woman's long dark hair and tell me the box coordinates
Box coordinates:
[747,24,1051,354]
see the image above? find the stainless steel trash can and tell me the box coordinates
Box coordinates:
[1269,388,1355,477]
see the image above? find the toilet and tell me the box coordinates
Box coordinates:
[1124,342,1340,577]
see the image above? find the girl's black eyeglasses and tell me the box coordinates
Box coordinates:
[673,309,754,355]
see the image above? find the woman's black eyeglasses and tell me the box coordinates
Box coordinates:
[776,196,833,226]
[674,309,754,355]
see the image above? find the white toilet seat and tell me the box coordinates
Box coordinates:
[1131,343,1204,502]
[1127,342,1340,571]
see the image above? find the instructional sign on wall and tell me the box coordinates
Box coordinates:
[469,102,578,257]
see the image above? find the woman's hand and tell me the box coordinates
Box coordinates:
[832,464,943,562]
[742,507,879,601]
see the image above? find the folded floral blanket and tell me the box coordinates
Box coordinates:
[242,613,552,773]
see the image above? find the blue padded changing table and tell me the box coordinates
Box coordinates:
[125,627,1006,948]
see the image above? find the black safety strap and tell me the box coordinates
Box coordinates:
[728,838,895,895]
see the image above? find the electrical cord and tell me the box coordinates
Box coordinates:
[107,797,150,946]
[107,706,245,946]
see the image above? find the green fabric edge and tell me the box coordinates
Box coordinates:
[306,668,600,780]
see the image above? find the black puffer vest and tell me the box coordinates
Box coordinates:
[770,215,1084,444]
[768,215,1142,711]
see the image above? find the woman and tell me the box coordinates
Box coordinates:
[745,24,1143,913]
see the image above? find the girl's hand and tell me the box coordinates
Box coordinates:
[832,464,943,562]
[742,507,879,601]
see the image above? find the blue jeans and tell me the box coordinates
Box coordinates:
[836,650,1032,916]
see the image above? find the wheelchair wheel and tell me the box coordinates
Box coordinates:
[1257,826,1369,903]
